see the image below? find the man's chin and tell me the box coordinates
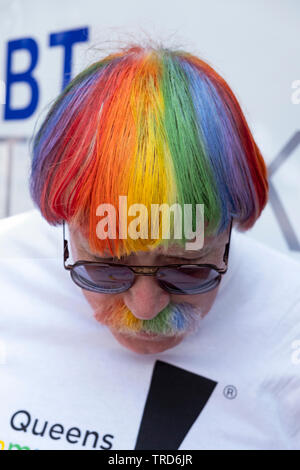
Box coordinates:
[109,327,186,354]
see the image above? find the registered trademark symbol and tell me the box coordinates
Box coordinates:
[223,385,237,399]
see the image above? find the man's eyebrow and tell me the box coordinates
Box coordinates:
[161,251,210,259]
[89,248,211,261]
[77,233,213,260]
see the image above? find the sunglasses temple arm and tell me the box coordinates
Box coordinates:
[63,221,70,265]
[223,217,233,265]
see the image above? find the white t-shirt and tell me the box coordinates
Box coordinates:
[0,209,299,451]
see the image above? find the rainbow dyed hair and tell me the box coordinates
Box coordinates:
[30,44,268,257]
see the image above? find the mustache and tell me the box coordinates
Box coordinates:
[93,298,205,337]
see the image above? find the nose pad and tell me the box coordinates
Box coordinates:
[122,275,170,320]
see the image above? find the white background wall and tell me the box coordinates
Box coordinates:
[0,0,299,261]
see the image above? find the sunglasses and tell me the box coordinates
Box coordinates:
[63,219,233,295]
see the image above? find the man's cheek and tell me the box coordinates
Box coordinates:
[81,290,128,323]
[81,289,115,313]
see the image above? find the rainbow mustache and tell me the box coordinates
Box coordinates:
[94,298,204,337]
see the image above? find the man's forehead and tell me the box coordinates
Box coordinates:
[148,232,226,256]
[70,223,226,258]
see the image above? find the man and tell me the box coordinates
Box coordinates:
[0,44,299,450]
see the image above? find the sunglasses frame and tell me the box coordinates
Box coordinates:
[63,218,233,295]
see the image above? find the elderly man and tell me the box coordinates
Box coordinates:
[0,44,299,450]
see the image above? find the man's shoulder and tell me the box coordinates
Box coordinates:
[233,228,300,274]
[229,228,300,309]
[0,210,61,259]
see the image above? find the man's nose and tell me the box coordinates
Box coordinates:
[122,275,170,320]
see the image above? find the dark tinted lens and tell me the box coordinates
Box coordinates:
[71,263,134,293]
[157,265,221,294]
